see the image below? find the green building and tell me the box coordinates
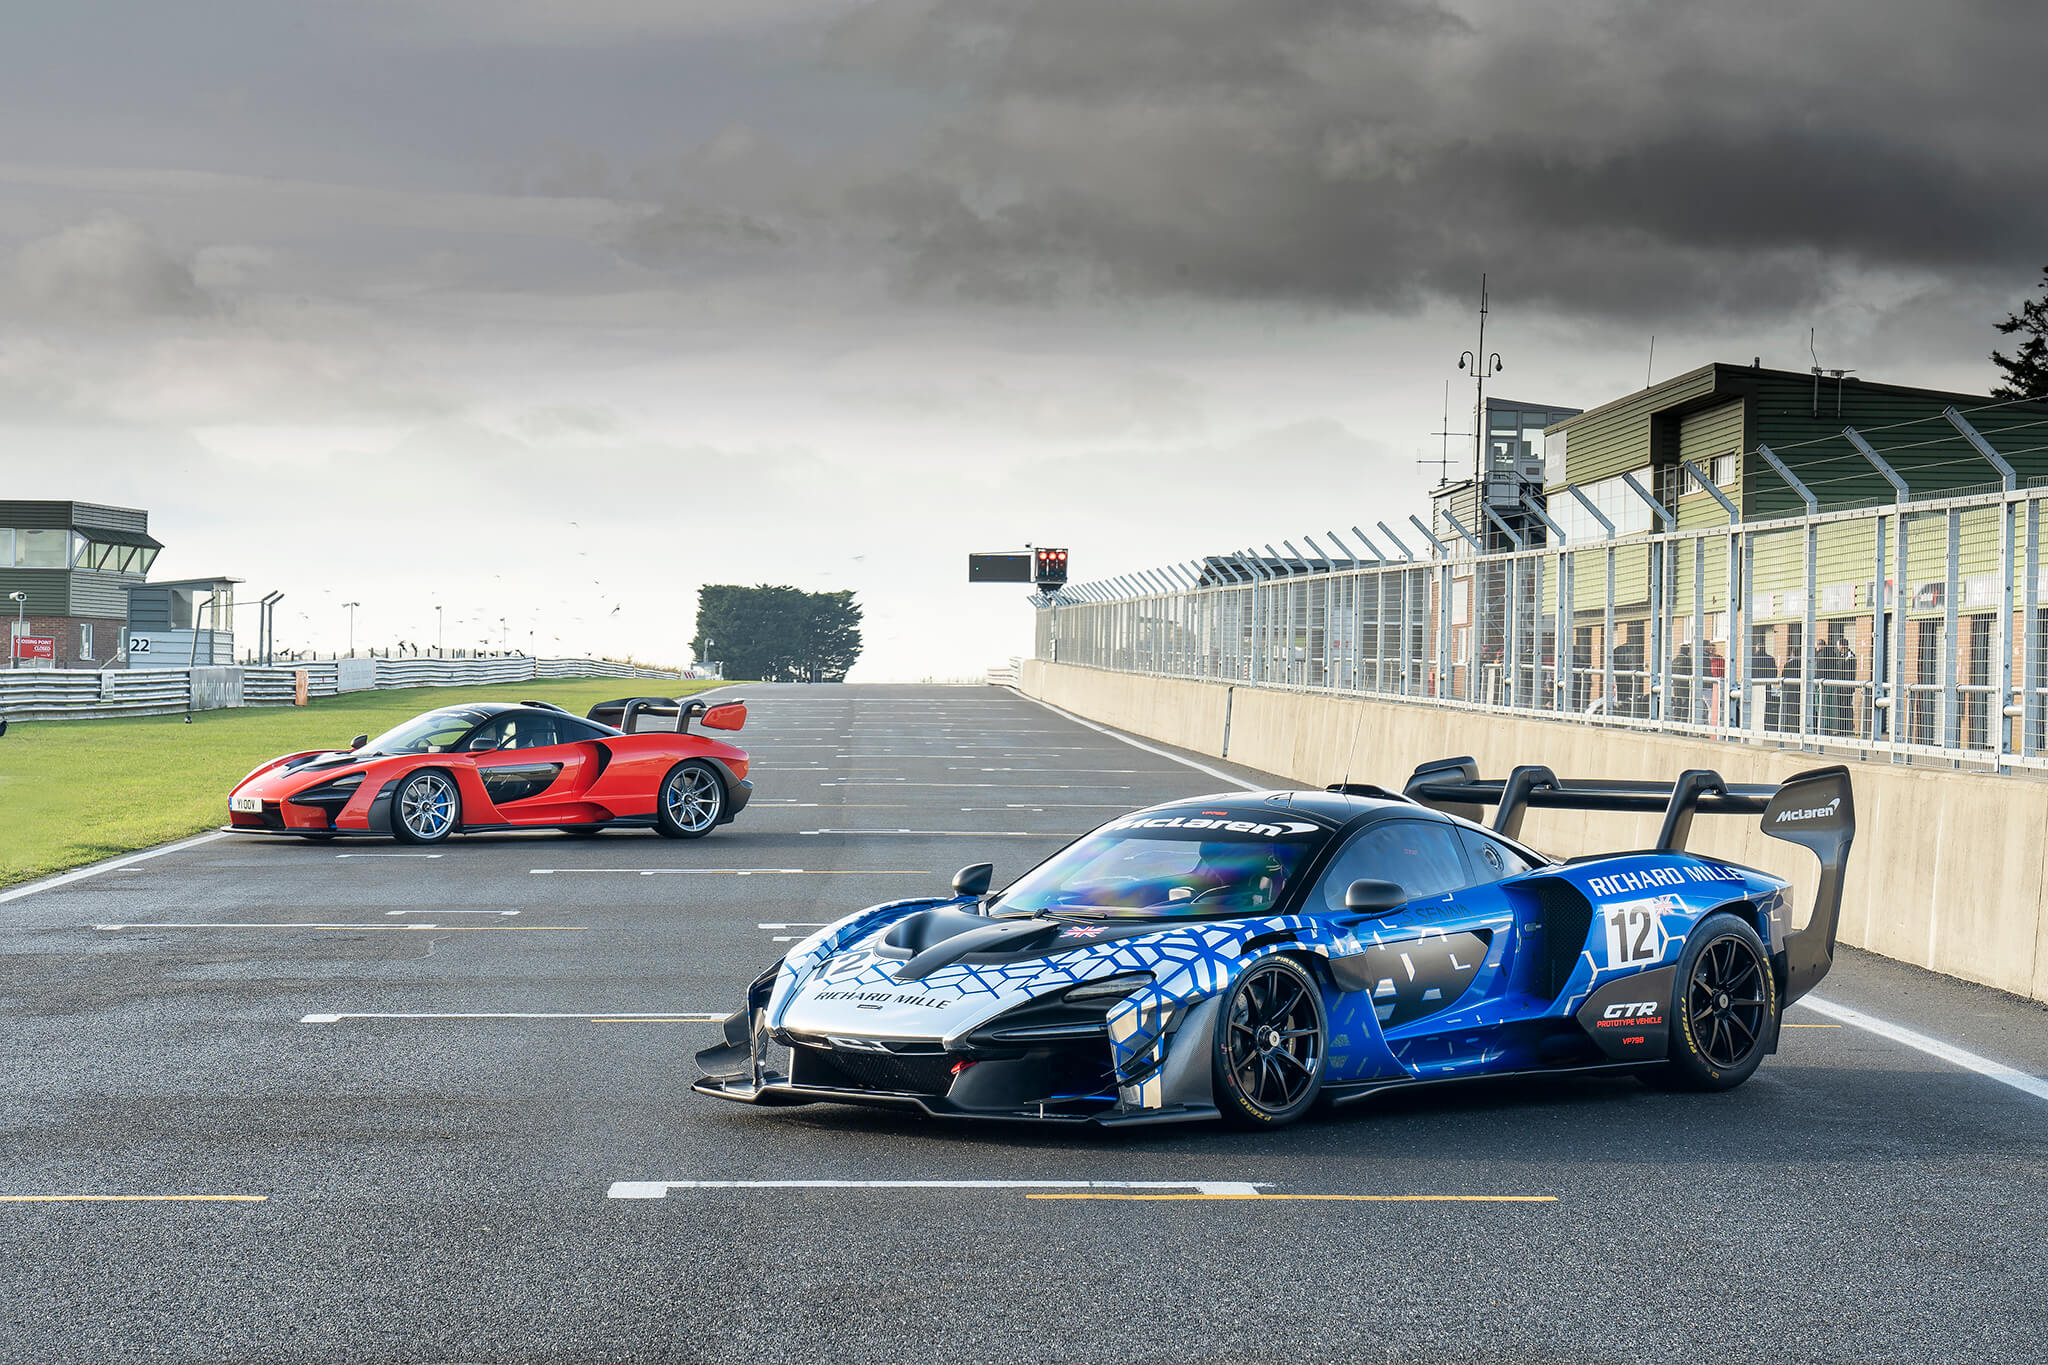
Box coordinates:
[1544,362,2048,537]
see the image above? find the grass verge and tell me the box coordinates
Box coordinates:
[0,678,740,889]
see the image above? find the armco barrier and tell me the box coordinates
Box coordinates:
[0,657,680,723]
[1019,657,2048,1005]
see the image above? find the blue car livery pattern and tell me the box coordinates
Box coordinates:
[696,759,1853,1128]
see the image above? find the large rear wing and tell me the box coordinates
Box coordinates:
[586,696,747,736]
[1403,757,1854,1003]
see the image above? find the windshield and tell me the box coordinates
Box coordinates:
[992,811,1325,920]
[360,708,490,756]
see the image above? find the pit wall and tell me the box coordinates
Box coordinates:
[1019,659,2048,1005]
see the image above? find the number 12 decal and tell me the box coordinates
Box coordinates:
[1606,904,1666,965]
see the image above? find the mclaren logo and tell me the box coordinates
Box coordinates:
[1774,796,1842,825]
[1102,815,1321,838]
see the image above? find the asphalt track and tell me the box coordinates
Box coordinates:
[5,682,2048,1364]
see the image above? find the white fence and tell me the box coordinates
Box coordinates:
[0,657,681,723]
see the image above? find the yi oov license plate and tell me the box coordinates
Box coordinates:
[229,794,263,813]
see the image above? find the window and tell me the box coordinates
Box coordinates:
[1455,829,1537,884]
[1313,820,1471,910]
[1684,454,1738,495]
[0,530,12,565]
[553,715,610,743]
[79,622,92,660]
[1552,468,1653,544]
[473,712,562,751]
[15,529,67,568]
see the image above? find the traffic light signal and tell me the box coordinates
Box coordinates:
[1035,547,1069,585]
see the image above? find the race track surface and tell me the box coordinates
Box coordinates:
[5,683,2047,1363]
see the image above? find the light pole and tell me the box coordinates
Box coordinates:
[499,617,508,652]
[1457,272,1504,491]
[434,605,443,656]
[8,591,25,670]
[342,601,360,656]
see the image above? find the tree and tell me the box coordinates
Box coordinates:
[692,585,863,683]
[1992,266,2048,400]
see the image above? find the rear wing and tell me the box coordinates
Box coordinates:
[586,696,747,736]
[1403,757,1854,1003]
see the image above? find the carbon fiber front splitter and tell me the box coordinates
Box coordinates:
[690,1073,1219,1127]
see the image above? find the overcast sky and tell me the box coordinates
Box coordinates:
[3,0,2041,676]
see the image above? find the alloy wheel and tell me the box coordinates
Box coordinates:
[399,773,457,840]
[665,765,722,833]
[1685,936,1769,1069]
[1223,960,1324,1114]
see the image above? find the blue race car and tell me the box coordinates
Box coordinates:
[694,758,1855,1128]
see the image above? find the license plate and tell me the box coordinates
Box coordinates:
[229,794,263,814]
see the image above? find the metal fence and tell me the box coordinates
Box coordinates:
[1035,484,2048,774]
[0,656,682,723]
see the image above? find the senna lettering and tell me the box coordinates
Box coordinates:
[811,989,952,1010]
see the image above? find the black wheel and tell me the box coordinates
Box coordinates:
[1648,913,1778,1091]
[1213,955,1327,1128]
[558,826,604,838]
[654,760,725,839]
[391,770,460,845]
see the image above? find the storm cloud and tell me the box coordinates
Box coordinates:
[758,0,2048,320]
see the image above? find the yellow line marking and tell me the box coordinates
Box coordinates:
[1026,1193,1558,1203]
[589,1016,724,1023]
[1783,1023,1843,1028]
[0,1195,267,1203]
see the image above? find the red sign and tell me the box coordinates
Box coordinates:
[11,636,54,661]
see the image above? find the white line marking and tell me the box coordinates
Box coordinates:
[97,921,443,931]
[607,1179,1266,1199]
[0,832,228,906]
[756,922,828,930]
[386,909,519,917]
[1009,690,1261,791]
[530,867,804,876]
[800,829,1065,838]
[1798,996,2048,1104]
[301,1012,723,1024]
[334,853,443,859]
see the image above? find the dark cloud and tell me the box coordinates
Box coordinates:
[13,213,211,319]
[778,0,2048,321]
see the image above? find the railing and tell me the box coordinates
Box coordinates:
[0,657,682,723]
[1035,482,2048,774]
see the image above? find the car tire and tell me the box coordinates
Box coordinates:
[1212,955,1327,1129]
[1644,912,1778,1092]
[654,760,725,839]
[391,770,460,845]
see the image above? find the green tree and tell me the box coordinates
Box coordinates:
[692,585,863,683]
[1992,266,2048,400]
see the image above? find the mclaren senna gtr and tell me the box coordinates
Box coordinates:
[696,758,1854,1128]
[225,695,750,843]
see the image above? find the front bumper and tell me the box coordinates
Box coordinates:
[692,993,1224,1127]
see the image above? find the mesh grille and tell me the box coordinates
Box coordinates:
[790,1045,955,1096]
[1530,878,1595,1002]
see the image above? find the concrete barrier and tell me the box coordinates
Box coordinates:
[1020,659,2048,1005]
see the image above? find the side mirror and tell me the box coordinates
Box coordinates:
[1343,878,1407,915]
[952,862,994,897]
[467,735,501,753]
[349,733,369,751]
[701,702,747,732]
